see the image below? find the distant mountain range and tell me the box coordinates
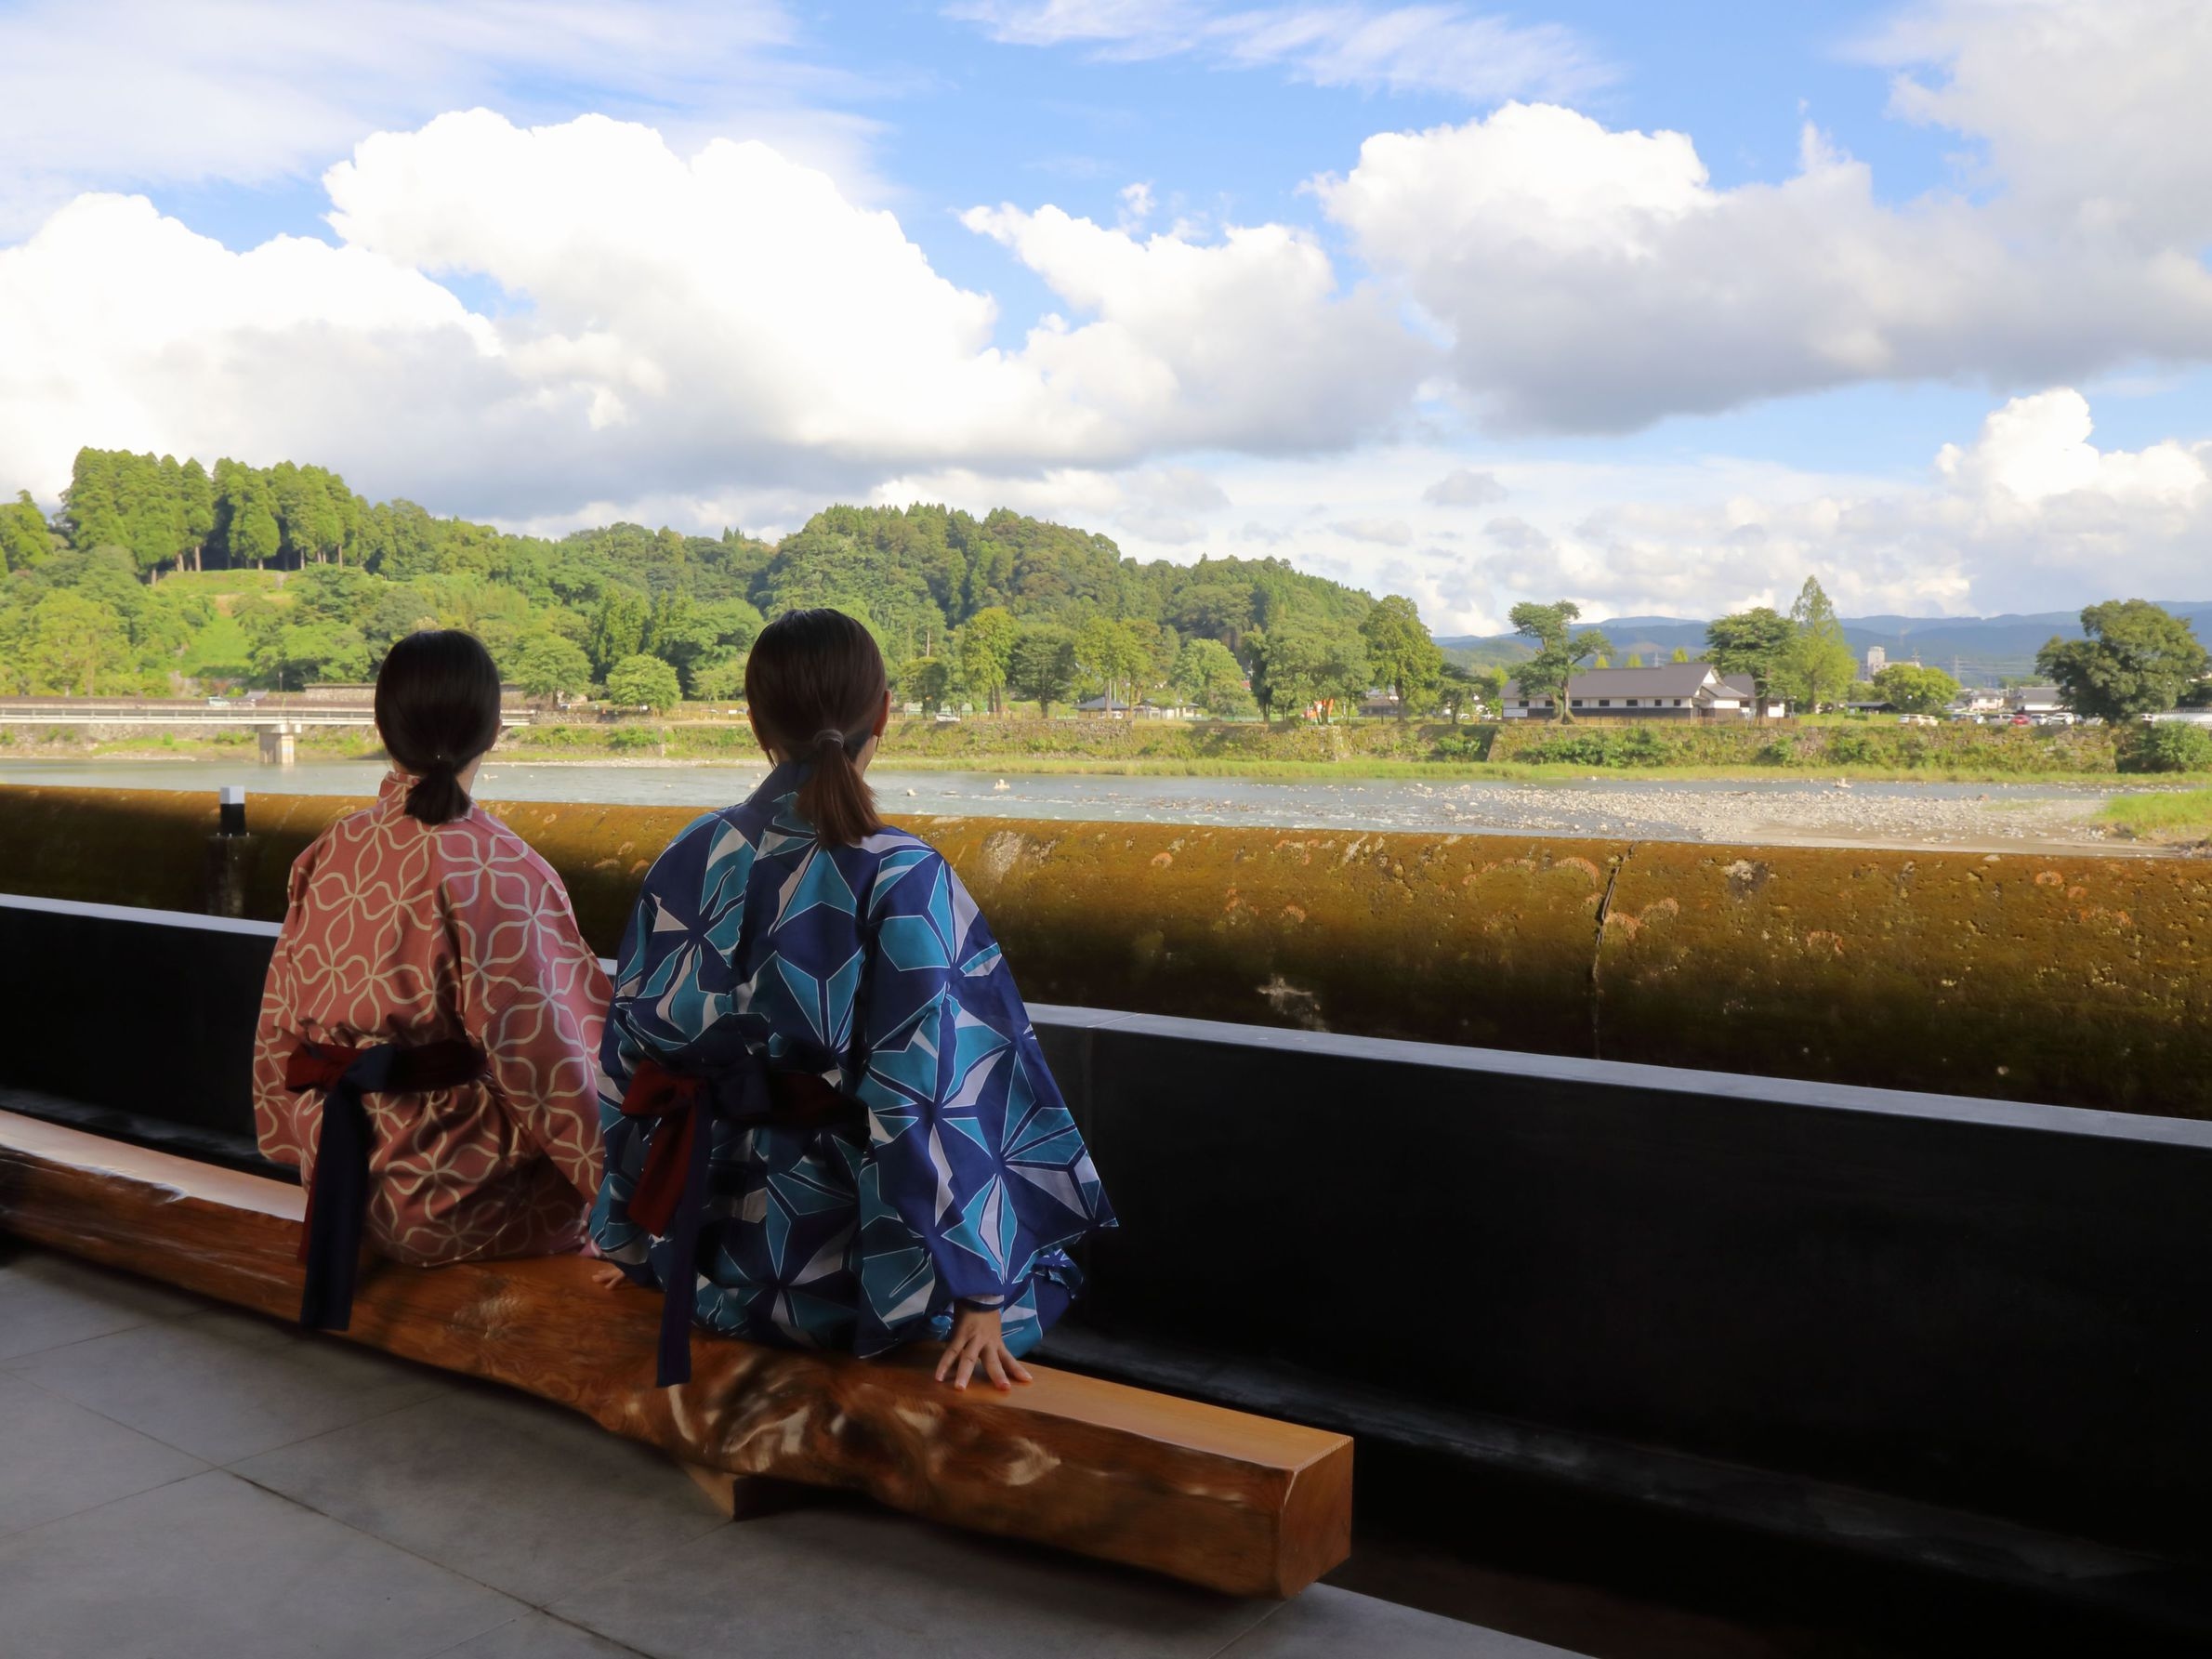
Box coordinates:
[1439,602,2212,687]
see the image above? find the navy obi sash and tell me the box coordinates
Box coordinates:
[283,1038,486,1334]
[619,1054,862,1386]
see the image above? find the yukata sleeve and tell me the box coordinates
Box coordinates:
[448,843,612,1205]
[852,848,1115,1318]
[249,834,327,1171]
[591,813,754,1270]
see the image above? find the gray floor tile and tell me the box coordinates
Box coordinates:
[1227,1586,1589,1657]
[7,1305,448,1463]
[434,1612,650,1658]
[0,1469,523,1659]
[0,1371,207,1536]
[233,1386,731,1606]
[0,1245,206,1361]
[553,1500,1278,1659]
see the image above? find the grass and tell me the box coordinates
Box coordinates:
[2098,786,2212,843]
[159,569,289,596]
[0,744,2147,788]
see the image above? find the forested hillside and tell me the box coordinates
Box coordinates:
[0,447,1425,718]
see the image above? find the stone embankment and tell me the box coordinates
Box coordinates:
[2,783,2205,1119]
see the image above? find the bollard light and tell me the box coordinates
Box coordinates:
[206,785,258,917]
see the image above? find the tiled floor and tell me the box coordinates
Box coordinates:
[0,1244,1584,1659]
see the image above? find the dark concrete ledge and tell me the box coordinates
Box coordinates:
[1028,999,2212,1152]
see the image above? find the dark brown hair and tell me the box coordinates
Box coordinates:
[744,608,888,847]
[374,629,503,825]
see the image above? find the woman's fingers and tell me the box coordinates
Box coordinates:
[934,1314,1034,1391]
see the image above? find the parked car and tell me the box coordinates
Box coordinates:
[1895,713,1939,727]
[2008,714,2032,726]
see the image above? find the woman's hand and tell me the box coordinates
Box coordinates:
[934,1306,1034,1392]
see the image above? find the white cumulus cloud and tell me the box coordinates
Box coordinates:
[0,111,1427,513]
[1423,467,1505,507]
[1316,100,2212,433]
[1462,388,2212,625]
[1871,0,2212,248]
[961,199,1426,456]
[0,0,878,237]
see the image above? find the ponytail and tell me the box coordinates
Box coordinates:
[745,610,889,848]
[798,726,879,847]
[403,760,469,826]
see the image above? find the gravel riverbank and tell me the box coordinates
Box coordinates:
[0,759,2177,854]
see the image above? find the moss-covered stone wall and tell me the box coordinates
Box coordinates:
[1,783,2204,1117]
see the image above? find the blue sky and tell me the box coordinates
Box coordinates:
[3,0,2208,628]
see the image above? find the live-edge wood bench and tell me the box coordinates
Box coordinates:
[0,1109,1351,1597]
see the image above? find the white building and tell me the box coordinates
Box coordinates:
[1501,663,1786,719]
[1864,646,1888,677]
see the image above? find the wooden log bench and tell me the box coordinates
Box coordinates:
[0,1109,1351,1597]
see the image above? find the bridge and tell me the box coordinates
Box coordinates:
[0,696,534,728]
[0,698,535,764]
[1,783,2206,1655]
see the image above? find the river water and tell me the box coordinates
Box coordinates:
[0,757,2140,849]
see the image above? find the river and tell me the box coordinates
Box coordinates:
[0,757,2150,851]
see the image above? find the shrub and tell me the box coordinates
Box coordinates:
[1754,739,1796,766]
[1827,732,1876,766]
[1610,726,1671,766]
[607,724,666,753]
[1431,730,1494,762]
[2124,721,2212,773]
[1521,731,1612,766]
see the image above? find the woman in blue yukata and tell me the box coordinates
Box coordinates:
[593,608,1114,1391]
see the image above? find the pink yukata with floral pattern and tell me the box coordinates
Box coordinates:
[251,771,611,1265]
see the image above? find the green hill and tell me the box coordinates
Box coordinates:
[0,448,1389,710]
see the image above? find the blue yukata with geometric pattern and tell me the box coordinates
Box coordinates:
[592,762,1115,1358]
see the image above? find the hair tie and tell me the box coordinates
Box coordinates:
[813,728,849,753]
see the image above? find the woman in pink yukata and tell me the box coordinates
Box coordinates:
[251,629,610,1332]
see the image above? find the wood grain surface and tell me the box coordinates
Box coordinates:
[0,1110,1350,1597]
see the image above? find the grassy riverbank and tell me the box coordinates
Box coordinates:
[2099,787,2212,844]
[6,714,2207,787]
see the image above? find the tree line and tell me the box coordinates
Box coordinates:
[20,447,2192,725]
[0,447,1452,718]
[1501,578,2207,723]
